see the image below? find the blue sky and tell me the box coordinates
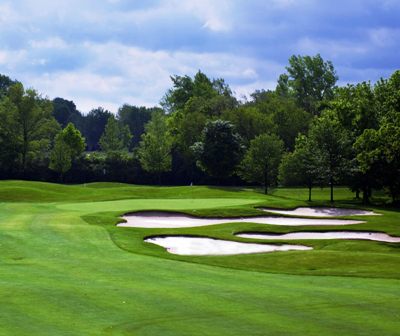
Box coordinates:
[0,0,399,113]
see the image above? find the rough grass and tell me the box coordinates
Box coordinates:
[0,180,399,335]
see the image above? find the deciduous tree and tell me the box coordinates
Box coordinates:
[239,133,284,194]
[99,116,132,152]
[282,54,338,115]
[137,112,172,183]
[192,120,243,180]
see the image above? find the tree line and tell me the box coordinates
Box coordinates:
[0,55,399,204]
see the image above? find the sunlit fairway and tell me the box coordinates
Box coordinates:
[1,181,400,335]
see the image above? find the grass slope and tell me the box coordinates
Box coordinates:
[0,181,399,335]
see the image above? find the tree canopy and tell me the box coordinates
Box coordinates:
[0,55,398,205]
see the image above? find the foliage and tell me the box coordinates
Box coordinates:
[58,122,86,159]
[99,115,132,152]
[192,120,243,180]
[222,106,273,145]
[239,133,284,193]
[282,54,338,115]
[49,124,85,179]
[161,70,236,114]
[0,74,17,98]
[247,90,311,150]
[52,97,84,129]
[83,107,112,150]
[137,111,172,180]
[6,82,60,173]
[49,135,72,180]
[117,104,158,147]
[308,111,351,202]
[0,97,21,175]
[279,134,321,201]
[355,120,400,203]
[0,64,399,199]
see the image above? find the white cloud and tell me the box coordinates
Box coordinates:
[29,37,69,49]
[9,40,278,113]
[296,37,368,58]
[0,49,28,70]
[368,28,400,48]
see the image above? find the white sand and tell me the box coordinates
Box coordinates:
[145,236,312,255]
[118,211,364,228]
[261,207,378,217]
[237,231,400,243]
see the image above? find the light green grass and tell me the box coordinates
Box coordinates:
[0,181,399,335]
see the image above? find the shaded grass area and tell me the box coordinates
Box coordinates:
[1,181,400,335]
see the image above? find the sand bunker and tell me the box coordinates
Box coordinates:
[145,236,312,255]
[237,231,400,243]
[118,211,364,228]
[261,207,378,217]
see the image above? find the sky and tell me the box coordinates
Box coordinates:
[0,0,399,114]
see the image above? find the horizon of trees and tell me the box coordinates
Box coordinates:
[0,54,399,204]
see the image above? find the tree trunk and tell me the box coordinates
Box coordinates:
[330,175,334,203]
[362,186,370,205]
[308,184,312,202]
[264,162,268,194]
[355,189,360,199]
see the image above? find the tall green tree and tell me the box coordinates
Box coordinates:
[52,97,84,130]
[137,112,172,183]
[161,71,236,114]
[329,82,379,201]
[0,97,21,175]
[191,120,243,180]
[0,74,17,98]
[117,104,157,147]
[239,133,284,194]
[248,90,311,150]
[282,54,338,115]
[354,113,400,204]
[222,106,273,145]
[59,123,85,159]
[99,116,132,152]
[7,83,60,173]
[309,111,351,202]
[49,123,85,181]
[49,135,72,181]
[279,135,321,201]
[83,107,112,150]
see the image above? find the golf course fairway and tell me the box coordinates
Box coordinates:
[1,181,399,335]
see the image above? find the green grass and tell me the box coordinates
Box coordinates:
[0,180,399,335]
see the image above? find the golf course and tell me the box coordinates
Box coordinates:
[1,180,399,335]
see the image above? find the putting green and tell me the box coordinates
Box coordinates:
[0,181,399,335]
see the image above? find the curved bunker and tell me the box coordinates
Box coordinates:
[145,236,312,255]
[261,207,379,217]
[118,211,364,228]
[237,231,400,243]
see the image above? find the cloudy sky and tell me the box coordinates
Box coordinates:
[0,0,399,113]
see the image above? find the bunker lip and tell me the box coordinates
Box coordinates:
[119,211,364,228]
[260,207,379,217]
[236,231,400,243]
[144,235,312,256]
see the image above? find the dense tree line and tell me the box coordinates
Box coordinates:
[0,55,399,204]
